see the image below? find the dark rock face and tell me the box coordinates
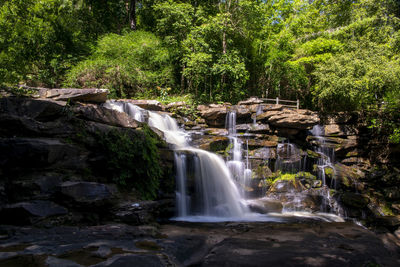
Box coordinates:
[0,138,85,170]
[74,105,140,128]
[60,182,115,205]
[0,97,174,226]
[0,201,67,225]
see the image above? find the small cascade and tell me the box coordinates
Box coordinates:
[104,100,345,223]
[311,125,335,186]
[225,110,252,196]
[252,105,264,125]
[274,140,303,173]
[310,125,344,215]
[104,100,145,122]
[104,100,250,220]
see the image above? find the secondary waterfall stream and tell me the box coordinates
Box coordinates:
[104,100,250,221]
[104,100,344,222]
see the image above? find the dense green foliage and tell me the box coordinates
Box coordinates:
[99,126,163,200]
[65,31,173,98]
[1,0,400,141]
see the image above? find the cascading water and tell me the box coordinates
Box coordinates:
[274,141,303,173]
[311,125,335,186]
[310,125,344,215]
[104,100,344,222]
[225,111,252,196]
[104,100,250,220]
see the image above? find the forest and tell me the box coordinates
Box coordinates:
[1,0,400,141]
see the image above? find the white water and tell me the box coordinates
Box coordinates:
[311,125,344,215]
[225,111,252,196]
[104,100,250,220]
[104,100,346,223]
[275,141,303,173]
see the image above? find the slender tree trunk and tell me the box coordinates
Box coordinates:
[129,0,137,30]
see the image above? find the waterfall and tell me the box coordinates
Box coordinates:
[274,141,303,173]
[225,111,252,196]
[310,125,335,187]
[310,125,344,215]
[104,100,249,220]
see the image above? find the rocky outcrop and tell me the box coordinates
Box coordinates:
[0,200,68,225]
[74,104,140,128]
[125,99,164,111]
[0,97,174,226]
[37,88,109,103]
[197,104,229,127]
[257,108,319,130]
[60,182,116,205]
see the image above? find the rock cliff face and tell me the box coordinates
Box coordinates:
[164,98,400,229]
[0,90,175,226]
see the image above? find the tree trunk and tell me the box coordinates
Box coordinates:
[129,0,137,30]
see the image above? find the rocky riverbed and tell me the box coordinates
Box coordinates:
[1,88,400,266]
[0,221,399,266]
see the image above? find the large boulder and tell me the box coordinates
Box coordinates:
[247,198,283,213]
[0,97,66,122]
[257,108,319,130]
[198,104,229,127]
[39,88,109,103]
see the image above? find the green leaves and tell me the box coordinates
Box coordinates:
[65,31,174,98]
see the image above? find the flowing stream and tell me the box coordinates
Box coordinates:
[104,100,344,222]
[104,100,251,221]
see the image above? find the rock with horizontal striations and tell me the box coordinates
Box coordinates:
[247,139,277,149]
[0,138,85,170]
[198,104,228,127]
[257,108,319,130]
[60,182,115,205]
[125,99,164,111]
[0,200,68,225]
[74,104,140,128]
[0,97,66,122]
[40,88,108,103]
[238,97,264,106]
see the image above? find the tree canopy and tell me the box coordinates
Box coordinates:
[1,0,400,140]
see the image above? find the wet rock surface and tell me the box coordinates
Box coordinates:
[0,222,399,267]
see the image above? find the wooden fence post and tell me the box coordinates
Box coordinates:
[296,99,299,109]
[276,97,279,105]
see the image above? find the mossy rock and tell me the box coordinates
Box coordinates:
[324,167,334,178]
[307,150,320,159]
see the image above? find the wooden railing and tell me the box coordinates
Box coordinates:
[260,97,300,109]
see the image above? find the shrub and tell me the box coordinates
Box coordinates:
[65,30,174,98]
